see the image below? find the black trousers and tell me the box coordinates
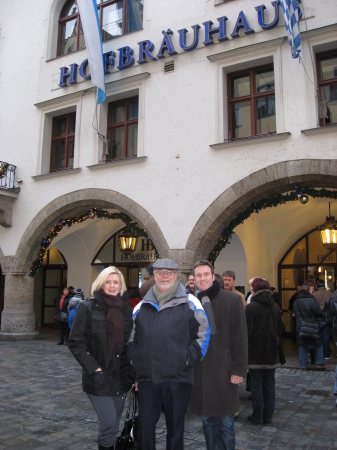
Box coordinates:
[138,380,192,450]
[58,321,69,343]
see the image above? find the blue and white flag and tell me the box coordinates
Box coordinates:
[279,0,301,58]
[76,0,106,103]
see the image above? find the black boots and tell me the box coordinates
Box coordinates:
[98,445,114,450]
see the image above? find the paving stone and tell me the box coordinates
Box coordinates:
[1,335,337,449]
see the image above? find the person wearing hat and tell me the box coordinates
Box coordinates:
[68,288,85,330]
[127,258,210,450]
[313,279,333,359]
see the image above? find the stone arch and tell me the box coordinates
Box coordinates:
[186,159,337,265]
[13,188,169,273]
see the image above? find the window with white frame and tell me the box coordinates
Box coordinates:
[57,0,144,57]
[227,64,276,140]
[316,49,337,127]
[106,96,138,160]
[58,0,84,56]
[34,99,80,177]
[50,112,76,172]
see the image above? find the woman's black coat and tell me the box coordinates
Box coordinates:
[246,289,283,366]
[293,290,323,345]
[68,290,134,396]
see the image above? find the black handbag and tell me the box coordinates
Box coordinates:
[58,311,68,322]
[299,320,320,341]
[116,389,140,450]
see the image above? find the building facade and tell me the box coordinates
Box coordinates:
[0,0,336,339]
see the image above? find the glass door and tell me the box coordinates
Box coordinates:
[42,268,67,328]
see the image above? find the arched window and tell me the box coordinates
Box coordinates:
[58,0,85,56]
[278,229,336,309]
[278,228,337,334]
[57,0,144,57]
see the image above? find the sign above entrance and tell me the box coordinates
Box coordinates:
[59,1,283,87]
[115,237,156,264]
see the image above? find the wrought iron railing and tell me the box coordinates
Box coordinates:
[0,161,17,190]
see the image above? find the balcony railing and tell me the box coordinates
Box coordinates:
[0,161,17,190]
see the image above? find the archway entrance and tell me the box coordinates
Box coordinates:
[0,189,169,339]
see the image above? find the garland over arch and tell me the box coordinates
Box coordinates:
[208,187,337,265]
[29,208,159,276]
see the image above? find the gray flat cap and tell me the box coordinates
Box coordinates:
[153,258,179,271]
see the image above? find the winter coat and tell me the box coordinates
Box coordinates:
[332,294,337,342]
[246,290,283,367]
[68,290,134,396]
[324,292,337,341]
[68,295,83,329]
[293,290,323,345]
[231,287,246,310]
[68,294,84,312]
[127,282,210,385]
[185,286,196,295]
[313,287,332,310]
[188,289,248,417]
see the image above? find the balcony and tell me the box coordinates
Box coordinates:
[0,161,20,228]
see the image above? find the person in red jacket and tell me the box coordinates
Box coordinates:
[55,287,71,345]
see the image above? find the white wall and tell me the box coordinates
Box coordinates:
[0,0,336,264]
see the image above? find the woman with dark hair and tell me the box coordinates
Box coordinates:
[55,287,71,345]
[245,277,283,425]
[68,266,134,450]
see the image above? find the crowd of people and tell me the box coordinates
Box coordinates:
[55,285,84,345]
[56,261,337,450]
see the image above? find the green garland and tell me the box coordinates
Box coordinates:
[27,187,337,275]
[29,208,159,276]
[208,187,337,265]
[0,162,9,178]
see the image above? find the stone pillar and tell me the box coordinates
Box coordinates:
[0,272,38,340]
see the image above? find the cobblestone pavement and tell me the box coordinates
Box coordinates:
[0,333,336,449]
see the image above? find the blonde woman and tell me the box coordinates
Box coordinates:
[69,267,134,450]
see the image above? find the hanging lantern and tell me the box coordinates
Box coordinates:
[318,203,337,250]
[117,228,138,254]
[300,194,309,204]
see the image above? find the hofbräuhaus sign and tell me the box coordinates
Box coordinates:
[59,1,290,87]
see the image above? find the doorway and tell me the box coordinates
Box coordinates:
[278,229,336,332]
[41,247,68,328]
